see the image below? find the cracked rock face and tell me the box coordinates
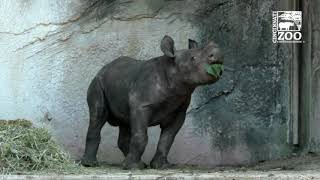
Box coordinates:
[0,0,293,165]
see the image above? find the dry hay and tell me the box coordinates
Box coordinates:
[0,119,79,174]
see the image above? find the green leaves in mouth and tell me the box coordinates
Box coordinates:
[204,64,224,78]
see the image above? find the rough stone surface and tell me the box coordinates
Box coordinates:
[0,0,294,165]
[303,0,320,152]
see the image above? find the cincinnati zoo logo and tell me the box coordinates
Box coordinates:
[272,11,303,43]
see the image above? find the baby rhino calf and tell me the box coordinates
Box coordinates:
[81,35,224,169]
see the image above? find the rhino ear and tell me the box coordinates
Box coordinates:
[161,35,175,58]
[188,39,198,49]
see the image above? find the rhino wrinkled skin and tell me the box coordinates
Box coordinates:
[81,35,224,169]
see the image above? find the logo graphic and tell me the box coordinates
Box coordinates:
[272,11,303,43]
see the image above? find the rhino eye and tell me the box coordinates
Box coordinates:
[191,56,196,61]
[208,54,214,58]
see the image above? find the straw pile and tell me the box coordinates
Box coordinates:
[0,119,77,174]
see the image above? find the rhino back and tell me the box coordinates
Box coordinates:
[98,56,143,83]
[95,57,142,120]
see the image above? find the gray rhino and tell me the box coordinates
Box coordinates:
[81,35,224,169]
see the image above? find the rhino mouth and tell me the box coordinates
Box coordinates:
[210,60,223,65]
[204,63,224,78]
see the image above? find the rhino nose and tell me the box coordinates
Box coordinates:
[209,48,224,64]
[215,49,224,61]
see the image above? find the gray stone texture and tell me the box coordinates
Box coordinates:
[0,0,294,166]
[301,0,320,152]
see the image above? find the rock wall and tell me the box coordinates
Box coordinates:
[301,0,320,152]
[0,0,294,166]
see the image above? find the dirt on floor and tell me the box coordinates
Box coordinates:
[2,120,319,178]
[9,153,319,176]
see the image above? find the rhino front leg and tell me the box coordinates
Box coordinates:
[150,101,189,169]
[122,108,150,170]
[118,126,131,157]
[150,116,185,169]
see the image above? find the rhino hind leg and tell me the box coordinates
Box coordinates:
[81,79,108,167]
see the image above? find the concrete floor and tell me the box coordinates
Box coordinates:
[1,154,320,179]
[1,171,320,180]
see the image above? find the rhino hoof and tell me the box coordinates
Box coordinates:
[81,158,99,167]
